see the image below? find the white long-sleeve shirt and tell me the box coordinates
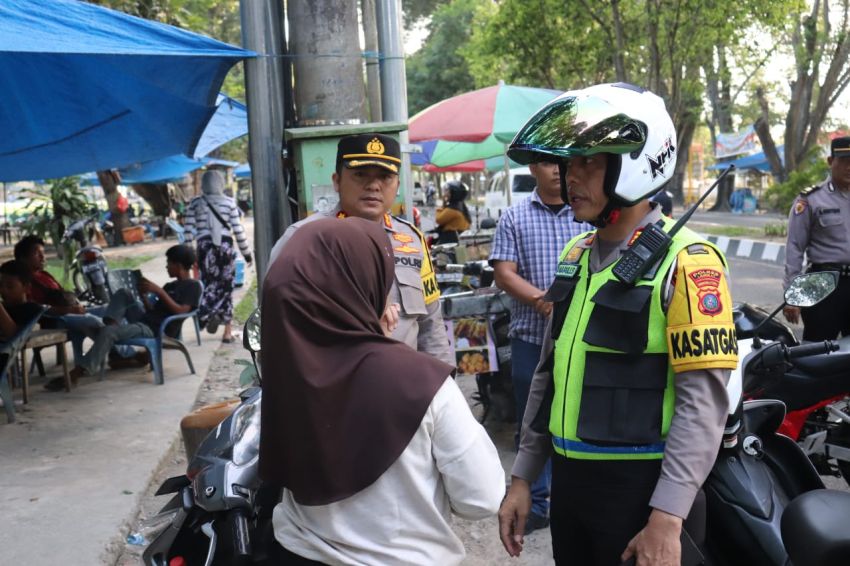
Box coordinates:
[272,378,505,566]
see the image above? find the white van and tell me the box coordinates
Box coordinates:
[482,167,536,218]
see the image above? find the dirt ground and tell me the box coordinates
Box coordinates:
[111,343,555,566]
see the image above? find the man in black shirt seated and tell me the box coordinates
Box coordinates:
[67,245,202,382]
[0,260,44,340]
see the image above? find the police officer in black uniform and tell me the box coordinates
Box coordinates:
[783,136,850,340]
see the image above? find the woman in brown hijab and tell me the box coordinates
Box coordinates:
[260,217,504,566]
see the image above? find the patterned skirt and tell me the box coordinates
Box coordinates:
[197,236,235,325]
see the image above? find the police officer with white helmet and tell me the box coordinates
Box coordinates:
[497,83,738,566]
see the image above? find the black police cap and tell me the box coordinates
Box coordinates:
[336,134,401,173]
[831,136,850,157]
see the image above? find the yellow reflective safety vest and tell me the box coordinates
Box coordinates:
[548,219,734,460]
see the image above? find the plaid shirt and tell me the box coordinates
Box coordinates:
[489,189,593,345]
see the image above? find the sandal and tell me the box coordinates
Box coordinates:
[221,337,234,344]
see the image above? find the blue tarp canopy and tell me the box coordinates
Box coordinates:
[193,94,249,159]
[119,155,207,184]
[234,163,251,178]
[0,0,253,182]
[107,93,247,184]
[708,146,785,172]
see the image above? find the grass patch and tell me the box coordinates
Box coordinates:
[233,276,258,324]
[44,258,68,286]
[108,254,154,270]
[694,225,764,238]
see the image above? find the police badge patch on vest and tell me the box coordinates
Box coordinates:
[665,248,738,372]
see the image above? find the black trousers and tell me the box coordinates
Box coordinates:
[550,455,662,566]
[801,270,850,341]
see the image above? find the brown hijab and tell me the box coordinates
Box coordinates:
[259,217,452,505]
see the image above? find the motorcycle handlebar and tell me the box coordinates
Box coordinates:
[785,340,839,360]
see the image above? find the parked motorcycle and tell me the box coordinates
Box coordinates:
[734,280,850,484]
[689,270,850,565]
[62,214,109,304]
[143,308,279,566]
[435,259,493,294]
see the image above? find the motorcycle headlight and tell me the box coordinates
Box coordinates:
[231,400,261,466]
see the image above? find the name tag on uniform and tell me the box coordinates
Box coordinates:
[555,261,580,279]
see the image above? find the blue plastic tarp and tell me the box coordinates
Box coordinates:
[119,155,207,184]
[193,94,249,159]
[0,0,254,182]
[234,163,251,178]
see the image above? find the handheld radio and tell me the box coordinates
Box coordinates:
[612,165,735,285]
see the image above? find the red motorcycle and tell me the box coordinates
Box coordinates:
[736,298,850,483]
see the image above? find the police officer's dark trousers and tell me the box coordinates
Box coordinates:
[802,267,850,340]
[550,455,661,566]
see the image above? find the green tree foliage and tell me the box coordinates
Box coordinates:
[22,177,91,274]
[464,0,606,90]
[765,149,830,213]
[402,0,448,28]
[406,0,485,114]
[462,0,796,200]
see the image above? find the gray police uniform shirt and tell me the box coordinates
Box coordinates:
[268,207,454,366]
[512,205,731,520]
[785,176,850,289]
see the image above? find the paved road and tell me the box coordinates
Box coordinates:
[687,209,786,229]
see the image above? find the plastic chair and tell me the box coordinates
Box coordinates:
[0,306,48,423]
[107,269,202,346]
[101,281,203,385]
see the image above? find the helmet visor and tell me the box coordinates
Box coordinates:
[507,94,648,164]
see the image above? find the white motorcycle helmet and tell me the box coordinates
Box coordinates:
[508,83,677,226]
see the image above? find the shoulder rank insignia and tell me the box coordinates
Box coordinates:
[687,244,709,255]
[800,185,821,196]
[564,245,584,263]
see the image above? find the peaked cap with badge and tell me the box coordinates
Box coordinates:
[337,133,401,174]
[831,136,850,157]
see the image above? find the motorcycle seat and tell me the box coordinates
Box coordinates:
[781,489,850,566]
[790,335,850,375]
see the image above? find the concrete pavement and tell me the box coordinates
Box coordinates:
[0,233,255,566]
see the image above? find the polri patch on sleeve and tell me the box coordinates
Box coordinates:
[794,199,807,215]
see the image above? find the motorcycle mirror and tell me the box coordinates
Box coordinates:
[243,307,261,353]
[784,271,838,308]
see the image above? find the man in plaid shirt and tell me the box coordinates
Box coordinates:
[490,160,592,531]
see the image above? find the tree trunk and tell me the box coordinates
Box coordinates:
[289,0,368,124]
[131,183,172,217]
[362,0,382,121]
[610,0,628,83]
[96,170,128,245]
[669,118,696,205]
[708,45,735,212]
[754,88,786,183]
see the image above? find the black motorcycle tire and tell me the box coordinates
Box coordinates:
[72,267,88,296]
[92,283,109,304]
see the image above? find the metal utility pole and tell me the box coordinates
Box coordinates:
[289,0,367,124]
[362,0,382,121]
[375,0,413,221]
[240,0,291,283]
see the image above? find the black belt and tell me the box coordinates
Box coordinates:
[809,263,850,277]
